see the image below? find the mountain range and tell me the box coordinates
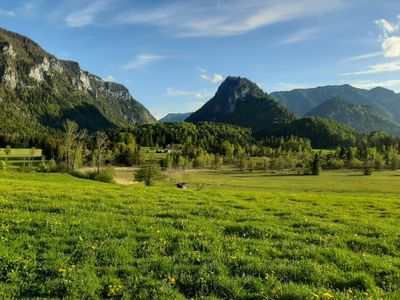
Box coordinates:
[271,84,400,123]
[1,27,400,146]
[306,97,400,136]
[186,76,360,147]
[0,27,155,135]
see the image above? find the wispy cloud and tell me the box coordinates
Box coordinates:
[114,0,342,38]
[339,60,400,76]
[278,28,319,45]
[65,0,111,28]
[375,18,400,37]
[165,87,204,99]
[342,51,383,62]
[200,73,224,84]
[123,54,165,70]
[0,8,15,16]
[374,16,400,58]
[199,69,224,84]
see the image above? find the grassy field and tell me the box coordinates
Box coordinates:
[0,148,42,158]
[0,170,399,299]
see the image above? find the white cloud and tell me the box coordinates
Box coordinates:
[339,60,400,76]
[123,54,165,70]
[114,0,342,37]
[374,17,400,58]
[278,28,319,45]
[165,87,204,99]
[199,69,224,84]
[105,75,115,82]
[382,36,400,57]
[0,8,15,16]
[65,0,110,28]
[375,18,399,37]
[342,51,383,62]
[349,79,400,91]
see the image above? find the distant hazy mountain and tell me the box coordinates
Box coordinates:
[306,97,400,136]
[0,27,155,135]
[186,76,297,131]
[271,84,400,123]
[159,112,192,123]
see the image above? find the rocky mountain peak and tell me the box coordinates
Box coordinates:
[0,27,156,133]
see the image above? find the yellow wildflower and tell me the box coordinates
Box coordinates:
[321,292,334,300]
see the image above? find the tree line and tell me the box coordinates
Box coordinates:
[1,121,400,175]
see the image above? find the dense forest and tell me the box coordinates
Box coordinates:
[1,121,400,176]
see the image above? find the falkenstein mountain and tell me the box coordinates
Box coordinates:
[0,28,155,135]
[186,76,297,131]
[271,84,400,123]
[306,97,400,136]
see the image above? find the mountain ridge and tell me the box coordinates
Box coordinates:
[271,84,400,123]
[0,27,155,135]
[306,97,400,136]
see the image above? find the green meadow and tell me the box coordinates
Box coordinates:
[0,148,42,158]
[0,170,399,299]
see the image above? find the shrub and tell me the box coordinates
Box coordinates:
[0,160,6,170]
[363,166,373,176]
[134,164,162,186]
[310,153,321,175]
[94,168,115,183]
[47,160,59,173]
[363,161,374,176]
[71,168,115,183]
[71,170,87,179]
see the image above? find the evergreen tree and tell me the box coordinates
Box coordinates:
[310,153,321,175]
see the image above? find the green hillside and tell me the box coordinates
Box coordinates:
[271,84,400,123]
[306,97,400,136]
[0,27,155,135]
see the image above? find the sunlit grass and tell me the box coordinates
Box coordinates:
[0,170,399,298]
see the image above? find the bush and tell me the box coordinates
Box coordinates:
[71,170,88,179]
[363,166,373,176]
[363,161,374,176]
[47,160,59,173]
[310,153,321,175]
[0,160,6,170]
[134,164,162,186]
[94,168,115,183]
[71,168,115,183]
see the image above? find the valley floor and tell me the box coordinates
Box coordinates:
[0,170,399,298]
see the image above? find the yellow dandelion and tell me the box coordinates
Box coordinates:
[321,292,334,300]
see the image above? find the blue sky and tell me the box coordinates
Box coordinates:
[1,0,400,119]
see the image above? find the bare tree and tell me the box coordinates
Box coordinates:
[71,129,88,172]
[94,131,108,175]
[62,120,79,173]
